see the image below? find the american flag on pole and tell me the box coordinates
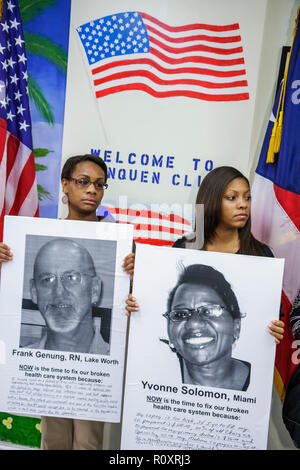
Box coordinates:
[0,0,39,240]
[251,9,300,401]
[77,11,249,102]
[107,206,192,246]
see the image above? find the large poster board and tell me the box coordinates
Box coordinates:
[121,245,284,449]
[0,216,133,423]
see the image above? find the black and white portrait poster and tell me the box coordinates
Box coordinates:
[0,215,133,422]
[121,244,284,450]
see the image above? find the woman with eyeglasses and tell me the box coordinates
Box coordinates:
[0,154,134,450]
[126,166,284,344]
[163,263,250,390]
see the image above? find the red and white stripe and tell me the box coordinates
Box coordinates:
[92,12,249,101]
[107,207,192,246]
[0,117,39,239]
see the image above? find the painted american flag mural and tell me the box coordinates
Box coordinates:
[76,10,249,244]
[77,11,249,102]
[0,0,38,240]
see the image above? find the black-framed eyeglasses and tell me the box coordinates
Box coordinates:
[69,177,108,190]
[163,304,226,322]
[37,271,94,289]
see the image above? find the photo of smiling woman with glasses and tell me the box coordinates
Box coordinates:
[162,263,250,391]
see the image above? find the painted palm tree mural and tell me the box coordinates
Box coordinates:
[19,0,70,208]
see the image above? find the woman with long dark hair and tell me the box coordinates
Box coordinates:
[175,165,271,256]
[126,166,284,343]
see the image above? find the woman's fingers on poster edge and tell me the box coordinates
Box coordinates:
[122,253,135,280]
[0,243,13,263]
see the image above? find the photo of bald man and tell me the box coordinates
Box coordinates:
[19,235,116,355]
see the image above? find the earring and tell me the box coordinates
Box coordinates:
[62,194,68,204]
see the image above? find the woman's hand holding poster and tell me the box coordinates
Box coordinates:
[121,245,284,450]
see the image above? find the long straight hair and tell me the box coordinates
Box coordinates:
[196,166,266,256]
